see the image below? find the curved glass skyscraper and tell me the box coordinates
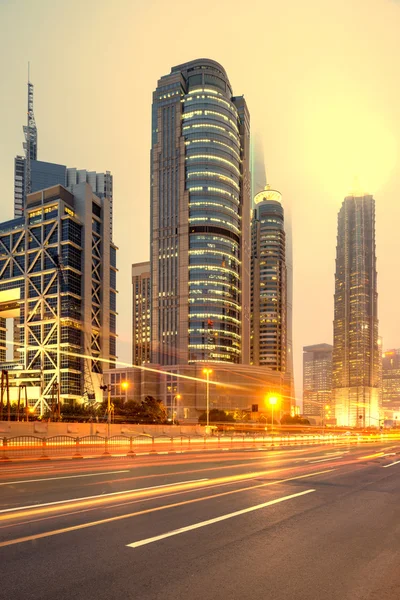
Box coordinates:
[151,59,250,365]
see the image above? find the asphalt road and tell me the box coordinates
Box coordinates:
[1,440,399,600]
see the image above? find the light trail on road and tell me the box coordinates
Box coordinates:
[0,468,334,548]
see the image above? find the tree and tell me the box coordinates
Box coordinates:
[280,414,310,425]
[198,409,235,423]
[141,396,168,423]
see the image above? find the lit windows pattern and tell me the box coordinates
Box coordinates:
[133,269,151,366]
[151,60,247,366]
[183,86,242,364]
[251,200,286,371]
[332,195,380,426]
[303,347,333,417]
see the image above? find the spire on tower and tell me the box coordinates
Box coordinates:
[22,64,37,195]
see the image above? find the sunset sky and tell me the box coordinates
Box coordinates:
[1,0,399,403]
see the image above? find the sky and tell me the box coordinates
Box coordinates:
[0,0,399,405]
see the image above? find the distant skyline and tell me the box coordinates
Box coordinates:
[1,0,399,405]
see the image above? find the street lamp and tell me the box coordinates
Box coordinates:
[203,368,213,432]
[266,395,278,437]
[323,404,331,434]
[172,393,181,425]
[100,384,111,437]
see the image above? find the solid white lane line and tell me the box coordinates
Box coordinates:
[0,470,131,487]
[383,460,400,468]
[126,489,316,549]
[0,478,209,514]
[309,457,343,464]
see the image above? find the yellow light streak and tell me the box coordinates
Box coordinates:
[357,452,385,460]
[0,469,334,548]
[6,339,238,390]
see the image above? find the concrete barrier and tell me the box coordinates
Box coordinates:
[0,421,203,439]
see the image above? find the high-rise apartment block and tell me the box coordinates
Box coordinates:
[132,261,151,365]
[0,184,117,411]
[382,349,400,413]
[251,185,287,373]
[150,59,251,366]
[303,344,332,417]
[332,193,380,427]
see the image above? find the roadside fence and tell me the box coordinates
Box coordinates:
[0,432,384,461]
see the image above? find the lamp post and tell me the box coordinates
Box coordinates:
[203,368,213,433]
[121,380,129,404]
[100,384,112,437]
[323,404,331,435]
[172,393,181,425]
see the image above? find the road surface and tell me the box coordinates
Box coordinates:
[1,440,399,600]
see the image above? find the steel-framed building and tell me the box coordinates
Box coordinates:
[0,184,117,413]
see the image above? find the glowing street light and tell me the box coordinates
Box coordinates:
[121,381,129,391]
[203,368,213,432]
[266,395,279,437]
[323,404,331,434]
[172,393,181,425]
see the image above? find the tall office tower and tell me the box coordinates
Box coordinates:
[332,193,380,427]
[251,146,294,401]
[382,349,400,413]
[251,185,287,375]
[0,183,117,412]
[132,261,151,365]
[150,59,251,366]
[303,344,333,417]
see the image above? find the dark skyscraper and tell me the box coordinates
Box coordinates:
[150,59,251,366]
[382,349,400,414]
[332,193,381,427]
[303,343,332,418]
[132,261,151,366]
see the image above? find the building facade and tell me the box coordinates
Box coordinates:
[150,58,251,367]
[303,344,332,418]
[132,261,151,366]
[332,193,380,427]
[251,185,287,374]
[382,349,400,414]
[103,362,284,422]
[0,184,117,412]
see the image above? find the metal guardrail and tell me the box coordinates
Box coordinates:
[0,432,387,461]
